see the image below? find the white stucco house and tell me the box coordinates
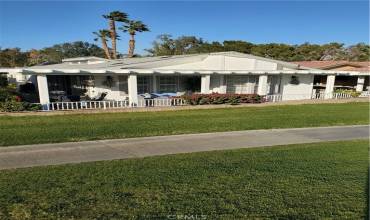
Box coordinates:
[2,52,369,110]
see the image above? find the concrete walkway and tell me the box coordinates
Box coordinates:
[0,125,368,170]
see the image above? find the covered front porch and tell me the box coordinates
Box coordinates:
[34,73,275,110]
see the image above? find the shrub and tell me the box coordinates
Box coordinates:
[0,84,42,112]
[334,89,361,97]
[0,101,25,112]
[180,93,265,105]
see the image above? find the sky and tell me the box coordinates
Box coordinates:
[0,1,369,55]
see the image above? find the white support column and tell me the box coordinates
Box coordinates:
[36,75,50,110]
[356,76,365,92]
[201,75,211,94]
[257,75,268,96]
[152,75,158,93]
[325,75,336,99]
[219,75,227,94]
[128,74,138,106]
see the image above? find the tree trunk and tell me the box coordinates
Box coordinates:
[109,19,117,59]
[101,36,111,59]
[128,34,135,58]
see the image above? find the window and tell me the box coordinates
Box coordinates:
[137,76,151,94]
[159,76,177,93]
[226,75,258,94]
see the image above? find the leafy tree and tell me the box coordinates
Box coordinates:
[146,35,369,62]
[223,40,253,54]
[119,20,149,57]
[103,11,128,59]
[346,43,370,61]
[250,43,295,61]
[197,41,225,53]
[93,30,112,59]
[0,48,28,67]
[320,42,346,60]
[292,43,324,61]
[145,34,176,56]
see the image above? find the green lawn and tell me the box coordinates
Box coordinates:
[0,102,368,146]
[0,140,368,219]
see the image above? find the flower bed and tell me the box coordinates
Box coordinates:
[180,93,265,105]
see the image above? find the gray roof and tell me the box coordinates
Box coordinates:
[28,52,299,70]
[4,51,366,75]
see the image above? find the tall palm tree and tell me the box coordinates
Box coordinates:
[103,11,128,59]
[119,20,149,57]
[93,30,112,59]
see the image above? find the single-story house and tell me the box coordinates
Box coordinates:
[2,52,369,110]
[293,60,370,93]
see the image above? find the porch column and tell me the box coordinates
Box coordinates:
[152,75,158,93]
[201,75,211,94]
[356,76,365,92]
[257,75,268,96]
[128,74,138,106]
[219,75,227,93]
[325,75,336,99]
[36,74,50,110]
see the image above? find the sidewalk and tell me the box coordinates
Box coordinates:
[0,125,368,170]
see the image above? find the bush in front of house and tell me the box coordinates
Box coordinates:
[334,89,361,97]
[0,84,42,112]
[181,93,264,105]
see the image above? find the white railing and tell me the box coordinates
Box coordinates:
[48,100,130,111]
[332,92,352,99]
[312,92,326,100]
[136,98,186,107]
[43,98,186,111]
[265,94,282,102]
[265,91,362,103]
[359,91,370,97]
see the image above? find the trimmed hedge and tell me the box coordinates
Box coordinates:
[181,93,264,105]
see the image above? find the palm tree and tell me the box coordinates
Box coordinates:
[119,20,149,57]
[93,30,112,59]
[103,11,128,59]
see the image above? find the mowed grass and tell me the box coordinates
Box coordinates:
[0,140,368,219]
[0,102,369,146]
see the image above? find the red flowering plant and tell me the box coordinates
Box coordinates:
[180,93,265,105]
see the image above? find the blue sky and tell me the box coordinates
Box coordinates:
[0,1,369,55]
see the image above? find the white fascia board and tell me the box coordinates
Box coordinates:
[114,69,131,74]
[86,69,107,74]
[0,68,22,73]
[25,69,54,74]
[154,70,175,74]
[350,72,369,76]
[134,69,155,74]
[56,69,81,73]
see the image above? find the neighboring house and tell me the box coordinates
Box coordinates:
[293,61,370,92]
[1,52,369,109]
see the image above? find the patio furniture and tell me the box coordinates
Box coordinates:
[90,92,107,101]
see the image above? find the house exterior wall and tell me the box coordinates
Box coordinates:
[6,72,32,87]
[280,74,314,100]
[88,75,126,100]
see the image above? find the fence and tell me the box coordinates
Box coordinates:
[45,98,186,111]
[359,91,370,97]
[39,91,367,110]
[266,92,363,103]
[265,94,282,102]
